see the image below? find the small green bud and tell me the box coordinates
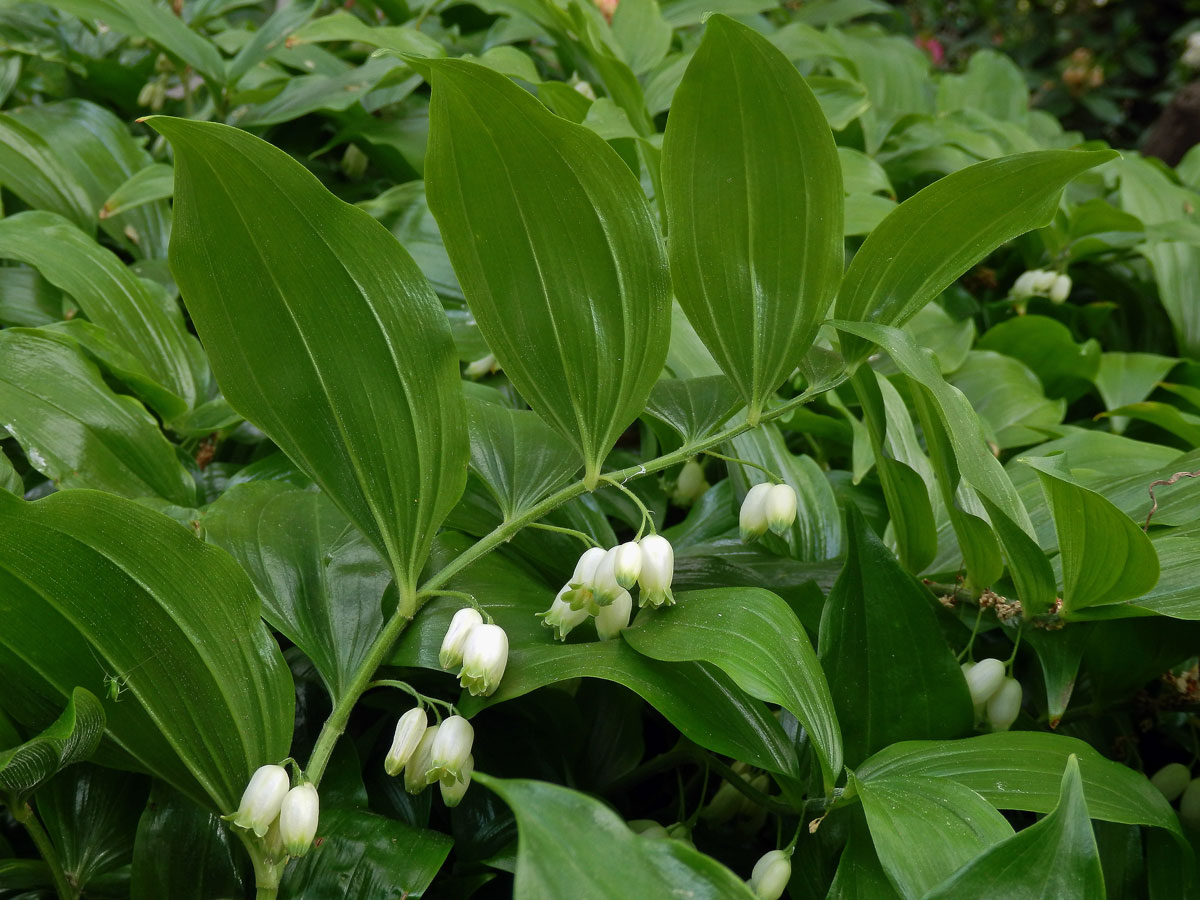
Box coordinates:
[748,849,791,900]
[1151,762,1191,802]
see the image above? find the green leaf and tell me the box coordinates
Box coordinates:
[1022,453,1159,613]
[623,587,842,789]
[662,15,842,419]
[936,49,1029,124]
[0,328,195,505]
[131,783,247,900]
[811,76,870,130]
[923,755,1104,900]
[611,0,672,76]
[0,490,294,813]
[225,0,318,86]
[1104,401,1200,446]
[229,58,417,128]
[0,448,19,495]
[48,0,225,84]
[287,10,446,56]
[835,149,1116,364]
[643,376,742,445]
[975,315,1100,402]
[855,774,1013,900]
[279,808,453,899]
[0,687,104,803]
[465,398,581,519]
[423,59,670,487]
[819,505,973,767]
[149,116,467,603]
[478,775,756,899]
[827,814,904,900]
[1094,352,1177,434]
[949,351,1066,450]
[101,164,174,220]
[0,211,202,416]
[202,482,390,704]
[857,731,1181,836]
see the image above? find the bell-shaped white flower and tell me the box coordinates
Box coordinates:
[963,658,1006,706]
[439,607,483,670]
[1151,762,1191,802]
[440,754,474,807]
[985,677,1022,732]
[278,782,319,858]
[563,546,607,611]
[637,534,674,608]
[611,541,643,589]
[764,484,797,536]
[1049,273,1072,304]
[595,588,632,641]
[748,849,792,900]
[428,715,474,785]
[540,584,591,641]
[739,483,773,543]
[591,547,626,607]
[231,764,290,837]
[459,623,509,697]
[384,707,428,776]
[405,724,439,794]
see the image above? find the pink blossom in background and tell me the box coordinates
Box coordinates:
[915,34,945,66]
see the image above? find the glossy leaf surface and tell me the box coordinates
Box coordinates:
[0,687,104,802]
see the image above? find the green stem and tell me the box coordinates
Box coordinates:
[703,449,783,483]
[13,802,76,900]
[599,475,655,538]
[240,832,283,900]
[527,521,600,547]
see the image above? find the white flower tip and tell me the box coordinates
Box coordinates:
[279,783,319,857]
[384,707,428,777]
[595,589,632,641]
[739,483,773,542]
[764,484,798,535]
[439,607,484,670]
[459,624,508,697]
[612,541,643,589]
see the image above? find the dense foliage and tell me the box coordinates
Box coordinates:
[3,1,1200,898]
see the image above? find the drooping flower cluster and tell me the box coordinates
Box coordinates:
[230,764,319,861]
[1011,268,1072,305]
[439,607,509,697]
[540,535,675,642]
[962,658,1022,731]
[739,482,798,542]
[384,709,475,807]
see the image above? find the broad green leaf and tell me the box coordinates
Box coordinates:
[811,76,870,130]
[1022,623,1094,727]
[150,116,467,603]
[624,587,843,789]
[832,30,930,154]
[936,49,1029,124]
[662,15,842,419]
[229,58,418,128]
[203,482,390,704]
[287,9,447,56]
[0,328,195,505]
[1095,352,1177,434]
[611,0,672,76]
[48,0,225,84]
[130,784,247,900]
[478,775,756,899]
[834,149,1115,364]
[465,399,581,519]
[819,506,973,767]
[0,448,19,495]
[1104,401,1200,446]
[924,756,1104,900]
[0,687,104,803]
[0,490,294,813]
[0,267,63,328]
[855,775,1013,900]
[844,192,896,236]
[643,376,742,445]
[101,164,174,220]
[827,815,904,900]
[1023,453,1159,613]
[225,0,318,86]
[975,316,1100,402]
[857,732,1180,836]
[38,766,143,896]
[949,351,1066,450]
[424,59,670,487]
[0,212,201,416]
[0,109,93,231]
[840,147,892,196]
[1127,534,1200,618]
[279,808,453,899]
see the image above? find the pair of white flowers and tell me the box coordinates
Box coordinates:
[1012,268,1072,304]
[962,658,1022,731]
[739,482,798,542]
[385,710,475,806]
[439,608,509,697]
[541,534,675,641]
[231,766,319,860]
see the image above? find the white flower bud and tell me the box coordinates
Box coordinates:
[595,588,632,641]
[464,353,498,379]
[749,849,791,900]
[1181,777,1200,828]
[428,715,474,785]
[563,546,607,611]
[671,458,709,507]
[764,484,798,536]
[384,707,428,776]
[1031,269,1058,293]
[1049,273,1072,304]
[963,658,1006,706]
[610,541,643,589]
[985,677,1023,732]
[739,483,773,543]
[439,754,473,807]
[1151,762,1191,802]
[637,534,674,608]
[405,724,439,794]
[541,585,591,641]
[278,783,319,858]
[459,623,508,697]
[1011,270,1040,298]
[232,764,290,837]
[439,607,483,670]
[629,819,671,839]
[591,547,626,607]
